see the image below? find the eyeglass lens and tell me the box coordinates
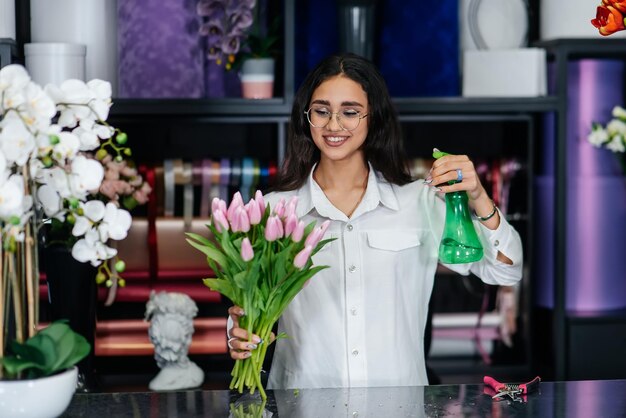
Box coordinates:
[306,107,364,131]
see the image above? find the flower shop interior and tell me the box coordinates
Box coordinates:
[2,0,626,399]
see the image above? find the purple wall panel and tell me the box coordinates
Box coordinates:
[118,0,205,98]
[566,60,626,311]
[535,60,626,311]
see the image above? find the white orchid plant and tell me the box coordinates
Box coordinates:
[588,105,626,175]
[0,64,146,286]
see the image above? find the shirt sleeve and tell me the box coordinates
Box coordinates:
[423,187,523,286]
[467,209,524,286]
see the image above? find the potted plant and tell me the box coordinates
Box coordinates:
[0,63,149,410]
[198,0,281,99]
[0,321,89,418]
[237,17,281,99]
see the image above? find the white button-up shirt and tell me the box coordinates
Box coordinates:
[264,165,523,389]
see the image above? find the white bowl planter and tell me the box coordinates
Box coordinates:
[0,367,78,418]
[240,58,275,99]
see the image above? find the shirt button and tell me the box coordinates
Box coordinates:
[350,307,357,316]
[494,240,500,247]
[347,224,353,231]
[351,349,359,356]
[348,265,356,273]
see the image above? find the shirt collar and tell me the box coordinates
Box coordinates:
[295,162,400,220]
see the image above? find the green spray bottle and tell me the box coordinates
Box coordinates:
[433,149,484,264]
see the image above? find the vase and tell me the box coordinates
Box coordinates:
[240,58,275,99]
[459,0,528,51]
[0,0,15,40]
[44,245,98,392]
[0,367,78,418]
[30,0,118,95]
[24,43,86,86]
[337,0,378,60]
[541,0,626,40]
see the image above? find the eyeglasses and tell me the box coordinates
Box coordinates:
[304,106,368,131]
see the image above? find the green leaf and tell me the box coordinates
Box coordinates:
[0,321,90,377]
[0,357,45,376]
[25,332,64,373]
[277,266,330,313]
[34,321,89,373]
[185,231,209,245]
[203,278,239,304]
[311,238,335,257]
[1,338,51,375]
[54,333,90,372]
[219,232,245,272]
[186,236,228,267]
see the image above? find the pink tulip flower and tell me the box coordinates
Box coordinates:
[211,197,227,215]
[254,190,265,213]
[284,213,298,238]
[273,198,286,218]
[284,196,299,218]
[246,199,262,225]
[240,237,254,262]
[227,191,245,222]
[304,220,330,248]
[212,209,229,233]
[231,206,251,233]
[294,245,313,269]
[291,220,305,243]
[265,215,284,241]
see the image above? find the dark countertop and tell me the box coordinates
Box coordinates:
[61,379,626,417]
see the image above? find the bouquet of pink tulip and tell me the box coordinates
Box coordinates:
[186,190,332,399]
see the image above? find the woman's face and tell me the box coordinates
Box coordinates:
[307,75,369,164]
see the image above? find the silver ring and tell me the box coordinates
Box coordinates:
[456,169,463,182]
[227,337,237,350]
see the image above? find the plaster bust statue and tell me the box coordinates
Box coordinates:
[145,291,204,391]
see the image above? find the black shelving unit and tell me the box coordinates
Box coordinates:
[534,38,626,381]
[9,0,571,383]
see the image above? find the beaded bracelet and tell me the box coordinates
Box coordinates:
[475,200,498,222]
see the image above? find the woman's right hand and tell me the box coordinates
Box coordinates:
[227,306,263,360]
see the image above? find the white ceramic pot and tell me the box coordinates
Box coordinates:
[0,367,78,418]
[459,0,529,50]
[541,0,626,39]
[30,0,118,94]
[240,58,275,99]
[25,43,86,87]
[0,0,15,39]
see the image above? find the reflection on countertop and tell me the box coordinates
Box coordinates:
[61,379,626,417]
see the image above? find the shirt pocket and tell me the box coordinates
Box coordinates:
[365,230,428,282]
[367,230,421,251]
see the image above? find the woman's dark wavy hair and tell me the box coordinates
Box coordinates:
[272,53,412,191]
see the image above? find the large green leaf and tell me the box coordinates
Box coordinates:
[0,321,91,378]
[25,333,63,374]
[0,357,44,376]
[35,322,90,374]
[54,333,90,372]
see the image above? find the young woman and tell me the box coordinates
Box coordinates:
[227,53,523,389]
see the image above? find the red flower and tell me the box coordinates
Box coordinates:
[591,5,626,36]
[603,0,626,13]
